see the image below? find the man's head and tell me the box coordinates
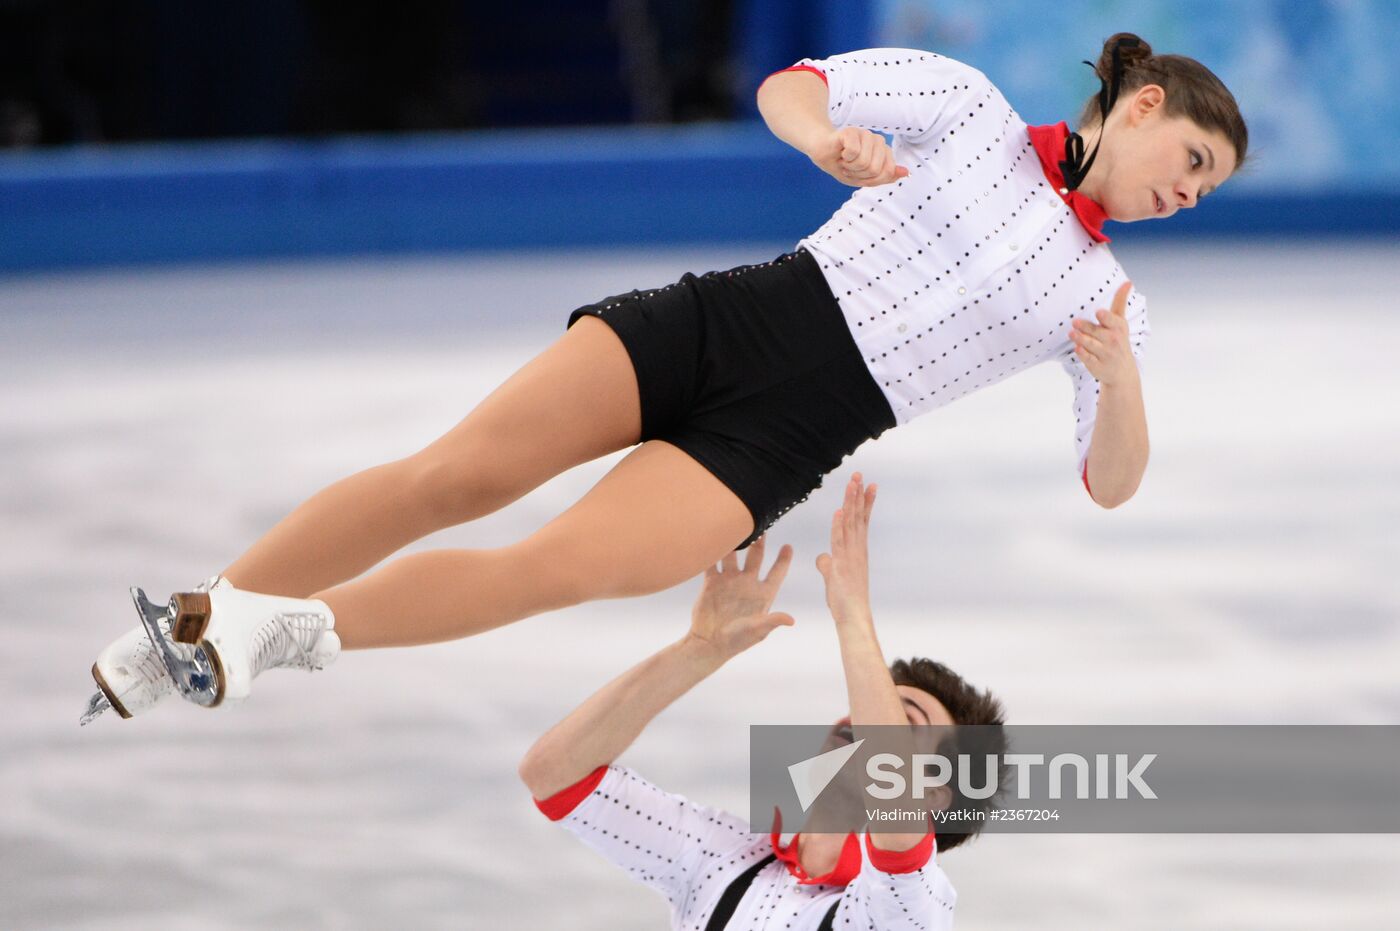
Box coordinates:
[888,657,1007,852]
[824,658,1007,852]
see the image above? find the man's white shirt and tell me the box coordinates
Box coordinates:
[541,765,956,931]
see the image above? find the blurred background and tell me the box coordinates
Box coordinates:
[2,1,1398,929]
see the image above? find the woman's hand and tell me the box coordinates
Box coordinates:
[686,536,795,660]
[1069,281,1139,388]
[809,127,910,188]
[816,473,877,627]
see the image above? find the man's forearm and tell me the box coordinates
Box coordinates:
[519,635,727,799]
[836,617,926,851]
[837,616,906,727]
[756,70,833,156]
[1085,373,1149,508]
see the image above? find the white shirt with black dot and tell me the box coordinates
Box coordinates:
[555,766,955,930]
[792,49,1150,477]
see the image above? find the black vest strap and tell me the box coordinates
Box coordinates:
[704,854,777,931]
[705,852,845,931]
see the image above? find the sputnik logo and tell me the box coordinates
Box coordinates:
[788,739,865,811]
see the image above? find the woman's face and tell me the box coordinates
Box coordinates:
[1083,84,1238,223]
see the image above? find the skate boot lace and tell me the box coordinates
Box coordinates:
[133,641,173,689]
[250,612,330,677]
[131,620,182,693]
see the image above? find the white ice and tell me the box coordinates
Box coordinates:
[1,240,1397,929]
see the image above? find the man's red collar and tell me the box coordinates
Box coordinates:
[1028,122,1112,244]
[770,810,862,886]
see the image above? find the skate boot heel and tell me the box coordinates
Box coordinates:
[170,592,212,644]
[90,662,133,719]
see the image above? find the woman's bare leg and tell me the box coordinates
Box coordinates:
[317,440,754,649]
[219,317,642,598]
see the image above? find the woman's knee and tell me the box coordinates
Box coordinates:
[399,446,520,527]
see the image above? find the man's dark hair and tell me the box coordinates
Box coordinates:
[889,657,1008,853]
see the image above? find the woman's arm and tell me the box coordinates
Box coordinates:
[756,69,835,158]
[1070,281,1150,508]
[517,538,794,799]
[757,69,908,188]
[1083,376,1149,508]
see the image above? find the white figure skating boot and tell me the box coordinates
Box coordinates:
[81,577,339,723]
[87,614,187,720]
[164,577,340,707]
[82,576,224,723]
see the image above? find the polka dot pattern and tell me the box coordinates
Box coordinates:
[793,49,1151,474]
[556,765,958,929]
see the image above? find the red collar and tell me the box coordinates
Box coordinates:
[1027,122,1112,244]
[770,810,861,886]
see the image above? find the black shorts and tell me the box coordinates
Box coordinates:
[567,248,896,549]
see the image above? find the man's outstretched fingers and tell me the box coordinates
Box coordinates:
[763,543,794,588]
[742,535,766,573]
[851,481,870,543]
[766,612,796,630]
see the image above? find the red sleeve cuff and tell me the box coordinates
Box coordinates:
[759,64,829,91]
[1081,459,1093,497]
[865,827,936,874]
[533,765,608,822]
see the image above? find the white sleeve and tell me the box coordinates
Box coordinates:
[830,833,958,931]
[788,48,988,144]
[1062,281,1151,478]
[549,765,752,911]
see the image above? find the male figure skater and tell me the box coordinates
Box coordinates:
[519,475,1006,929]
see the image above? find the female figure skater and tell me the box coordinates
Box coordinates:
[86,32,1246,720]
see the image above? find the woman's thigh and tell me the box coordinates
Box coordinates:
[516,439,755,605]
[412,315,644,516]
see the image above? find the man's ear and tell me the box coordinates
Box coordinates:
[926,784,954,815]
[1126,84,1166,125]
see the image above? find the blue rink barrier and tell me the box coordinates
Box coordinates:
[2,123,1397,274]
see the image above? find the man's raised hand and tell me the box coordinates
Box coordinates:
[816,473,877,627]
[686,535,795,660]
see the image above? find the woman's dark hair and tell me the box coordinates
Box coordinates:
[889,657,1008,852]
[1078,32,1248,169]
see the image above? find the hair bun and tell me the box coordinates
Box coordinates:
[1096,32,1153,78]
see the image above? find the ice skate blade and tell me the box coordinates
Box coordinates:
[80,688,112,726]
[129,587,223,708]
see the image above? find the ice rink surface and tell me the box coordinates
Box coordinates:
[2,240,1398,929]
